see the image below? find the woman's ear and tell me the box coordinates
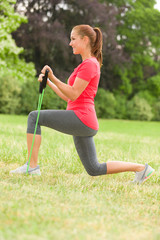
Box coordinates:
[83,35,90,45]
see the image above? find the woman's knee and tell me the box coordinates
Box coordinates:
[27,111,41,135]
[28,111,38,123]
[85,163,107,176]
[85,165,101,176]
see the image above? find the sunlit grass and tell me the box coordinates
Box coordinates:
[0,114,160,240]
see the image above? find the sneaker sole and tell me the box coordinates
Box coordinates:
[29,169,41,176]
[10,169,41,175]
[141,169,155,184]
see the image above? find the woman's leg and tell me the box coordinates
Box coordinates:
[27,110,97,167]
[73,135,155,183]
[73,136,107,176]
[27,134,41,168]
[107,161,145,174]
[73,136,145,176]
[11,109,154,181]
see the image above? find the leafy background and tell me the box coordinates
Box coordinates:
[0,0,160,120]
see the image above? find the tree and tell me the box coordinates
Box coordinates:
[12,0,160,97]
[13,0,127,87]
[115,0,160,95]
[98,0,160,96]
[0,0,36,83]
[0,0,36,113]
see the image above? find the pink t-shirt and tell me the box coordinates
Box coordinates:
[67,57,100,130]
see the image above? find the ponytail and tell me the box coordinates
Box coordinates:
[92,27,103,67]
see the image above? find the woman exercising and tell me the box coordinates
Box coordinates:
[10,24,155,184]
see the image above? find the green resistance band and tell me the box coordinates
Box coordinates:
[26,69,49,174]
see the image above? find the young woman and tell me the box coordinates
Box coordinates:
[10,24,155,184]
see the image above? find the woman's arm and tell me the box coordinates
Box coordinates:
[47,79,69,102]
[49,74,89,101]
[41,65,89,102]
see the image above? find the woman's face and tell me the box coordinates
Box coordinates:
[69,29,86,55]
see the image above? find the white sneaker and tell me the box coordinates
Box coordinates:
[10,162,41,175]
[131,164,155,184]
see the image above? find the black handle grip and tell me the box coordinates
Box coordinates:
[39,69,49,93]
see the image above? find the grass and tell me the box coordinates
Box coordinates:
[0,114,160,240]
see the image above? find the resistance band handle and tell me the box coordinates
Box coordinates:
[39,69,49,93]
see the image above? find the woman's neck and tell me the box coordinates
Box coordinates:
[81,49,93,61]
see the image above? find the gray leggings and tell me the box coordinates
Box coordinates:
[27,110,107,176]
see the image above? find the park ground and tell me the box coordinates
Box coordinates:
[0,114,160,240]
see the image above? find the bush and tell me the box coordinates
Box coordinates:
[0,74,21,114]
[147,74,160,97]
[114,94,127,119]
[152,100,160,121]
[20,80,67,114]
[95,88,116,118]
[41,85,67,110]
[0,76,67,115]
[136,90,156,105]
[19,79,39,114]
[126,96,153,121]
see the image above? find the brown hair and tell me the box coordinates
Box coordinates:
[73,24,103,67]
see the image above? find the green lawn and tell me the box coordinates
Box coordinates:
[0,114,160,240]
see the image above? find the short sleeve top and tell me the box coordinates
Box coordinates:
[67,57,100,130]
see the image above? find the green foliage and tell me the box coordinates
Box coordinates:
[114,94,127,119]
[126,96,153,121]
[1,0,160,121]
[147,74,160,97]
[135,90,156,105]
[116,0,160,93]
[0,0,37,115]
[117,0,160,52]
[19,80,67,114]
[0,74,21,114]
[152,100,160,121]
[0,0,27,69]
[0,66,67,115]
[41,86,67,111]
[20,79,39,114]
[115,67,132,96]
[0,0,36,81]
[0,0,26,33]
[95,88,116,118]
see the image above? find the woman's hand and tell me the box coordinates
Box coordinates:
[41,65,53,80]
[38,73,44,82]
